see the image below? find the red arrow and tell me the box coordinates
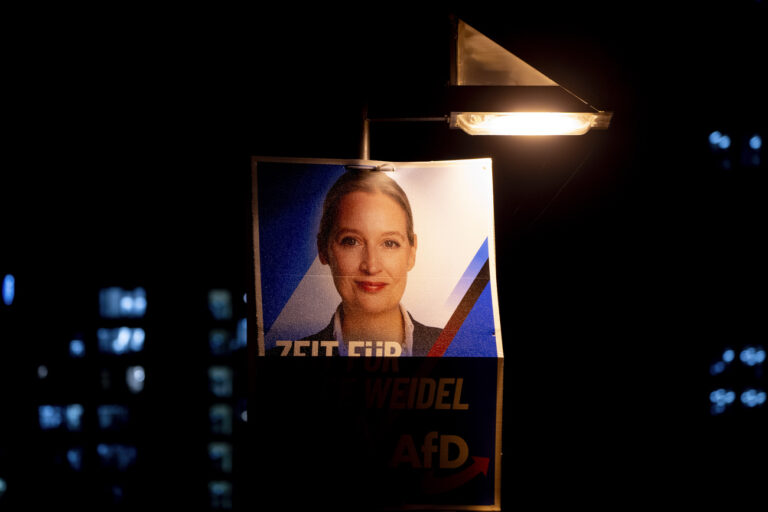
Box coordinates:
[421,456,490,495]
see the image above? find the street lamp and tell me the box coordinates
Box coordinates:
[361,18,612,158]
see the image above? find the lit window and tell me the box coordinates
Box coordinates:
[0,477,6,498]
[98,327,145,354]
[209,404,233,436]
[66,404,84,431]
[740,389,766,408]
[67,447,83,471]
[39,405,64,430]
[740,346,765,366]
[208,442,233,473]
[2,274,14,306]
[209,329,233,356]
[209,367,233,397]
[709,388,736,405]
[99,287,147,318]
[208,290,233,320]
[209,481,233,510]
[126,366,145,393]
[722,349,735,363]
[97,405,130,430]
[709,361,726,375]
[749,134,762,150]
[709,388,736,415]
[69,339,85,358]
[37,365,48,379]
[709,131,731,149]
[97,444,137,471]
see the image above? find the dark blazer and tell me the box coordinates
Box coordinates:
[267,311,442,356]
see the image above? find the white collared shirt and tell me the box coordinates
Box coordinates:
[332,304,413,357]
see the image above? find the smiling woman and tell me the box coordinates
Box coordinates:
[307,168,442,356]
[254,157,500,359]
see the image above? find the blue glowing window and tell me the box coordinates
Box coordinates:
[209,404,233,436]
[209,481,233,509]
[740,346,765,366]
[67,447,83,471]
[38,404,84,431]
[709,388,736,415]
[39,405,64,430]
[740,389,766,408]
[208,442,233,473]
[208,290,233,320]
[709,131,731,149]
[97,405,130,430]
[749,134,762,150]
[209,329,234,356]
[70,339,85,358]
[97,444,137,471]
[209,367,233,398]
[710,388,736,405]
[126,366,145,393]
[99,287,147,318]
[97,327,145,354]
[2,274,14,306]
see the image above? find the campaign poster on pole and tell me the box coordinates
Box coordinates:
[248,157,503,511]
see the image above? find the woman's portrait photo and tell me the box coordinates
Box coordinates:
[252,158,501,358]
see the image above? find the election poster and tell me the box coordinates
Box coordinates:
[248,157,503,510]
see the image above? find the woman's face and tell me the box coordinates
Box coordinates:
[320,190,416,317]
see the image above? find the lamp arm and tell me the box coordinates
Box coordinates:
[359,112,450,160]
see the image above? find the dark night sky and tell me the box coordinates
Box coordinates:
[3,3,766,506]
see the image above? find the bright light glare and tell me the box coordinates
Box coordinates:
[722,349,735,363]
[66,404,84,431]
[749,135,762,150]
[39,405,63,429]
[709,131,731,149]
[453,112,599,136]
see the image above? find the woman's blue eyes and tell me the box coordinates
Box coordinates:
[338,237,400,248]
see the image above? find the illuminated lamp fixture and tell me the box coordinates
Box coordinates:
[447,19,612,136]
[361,18,612,158]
